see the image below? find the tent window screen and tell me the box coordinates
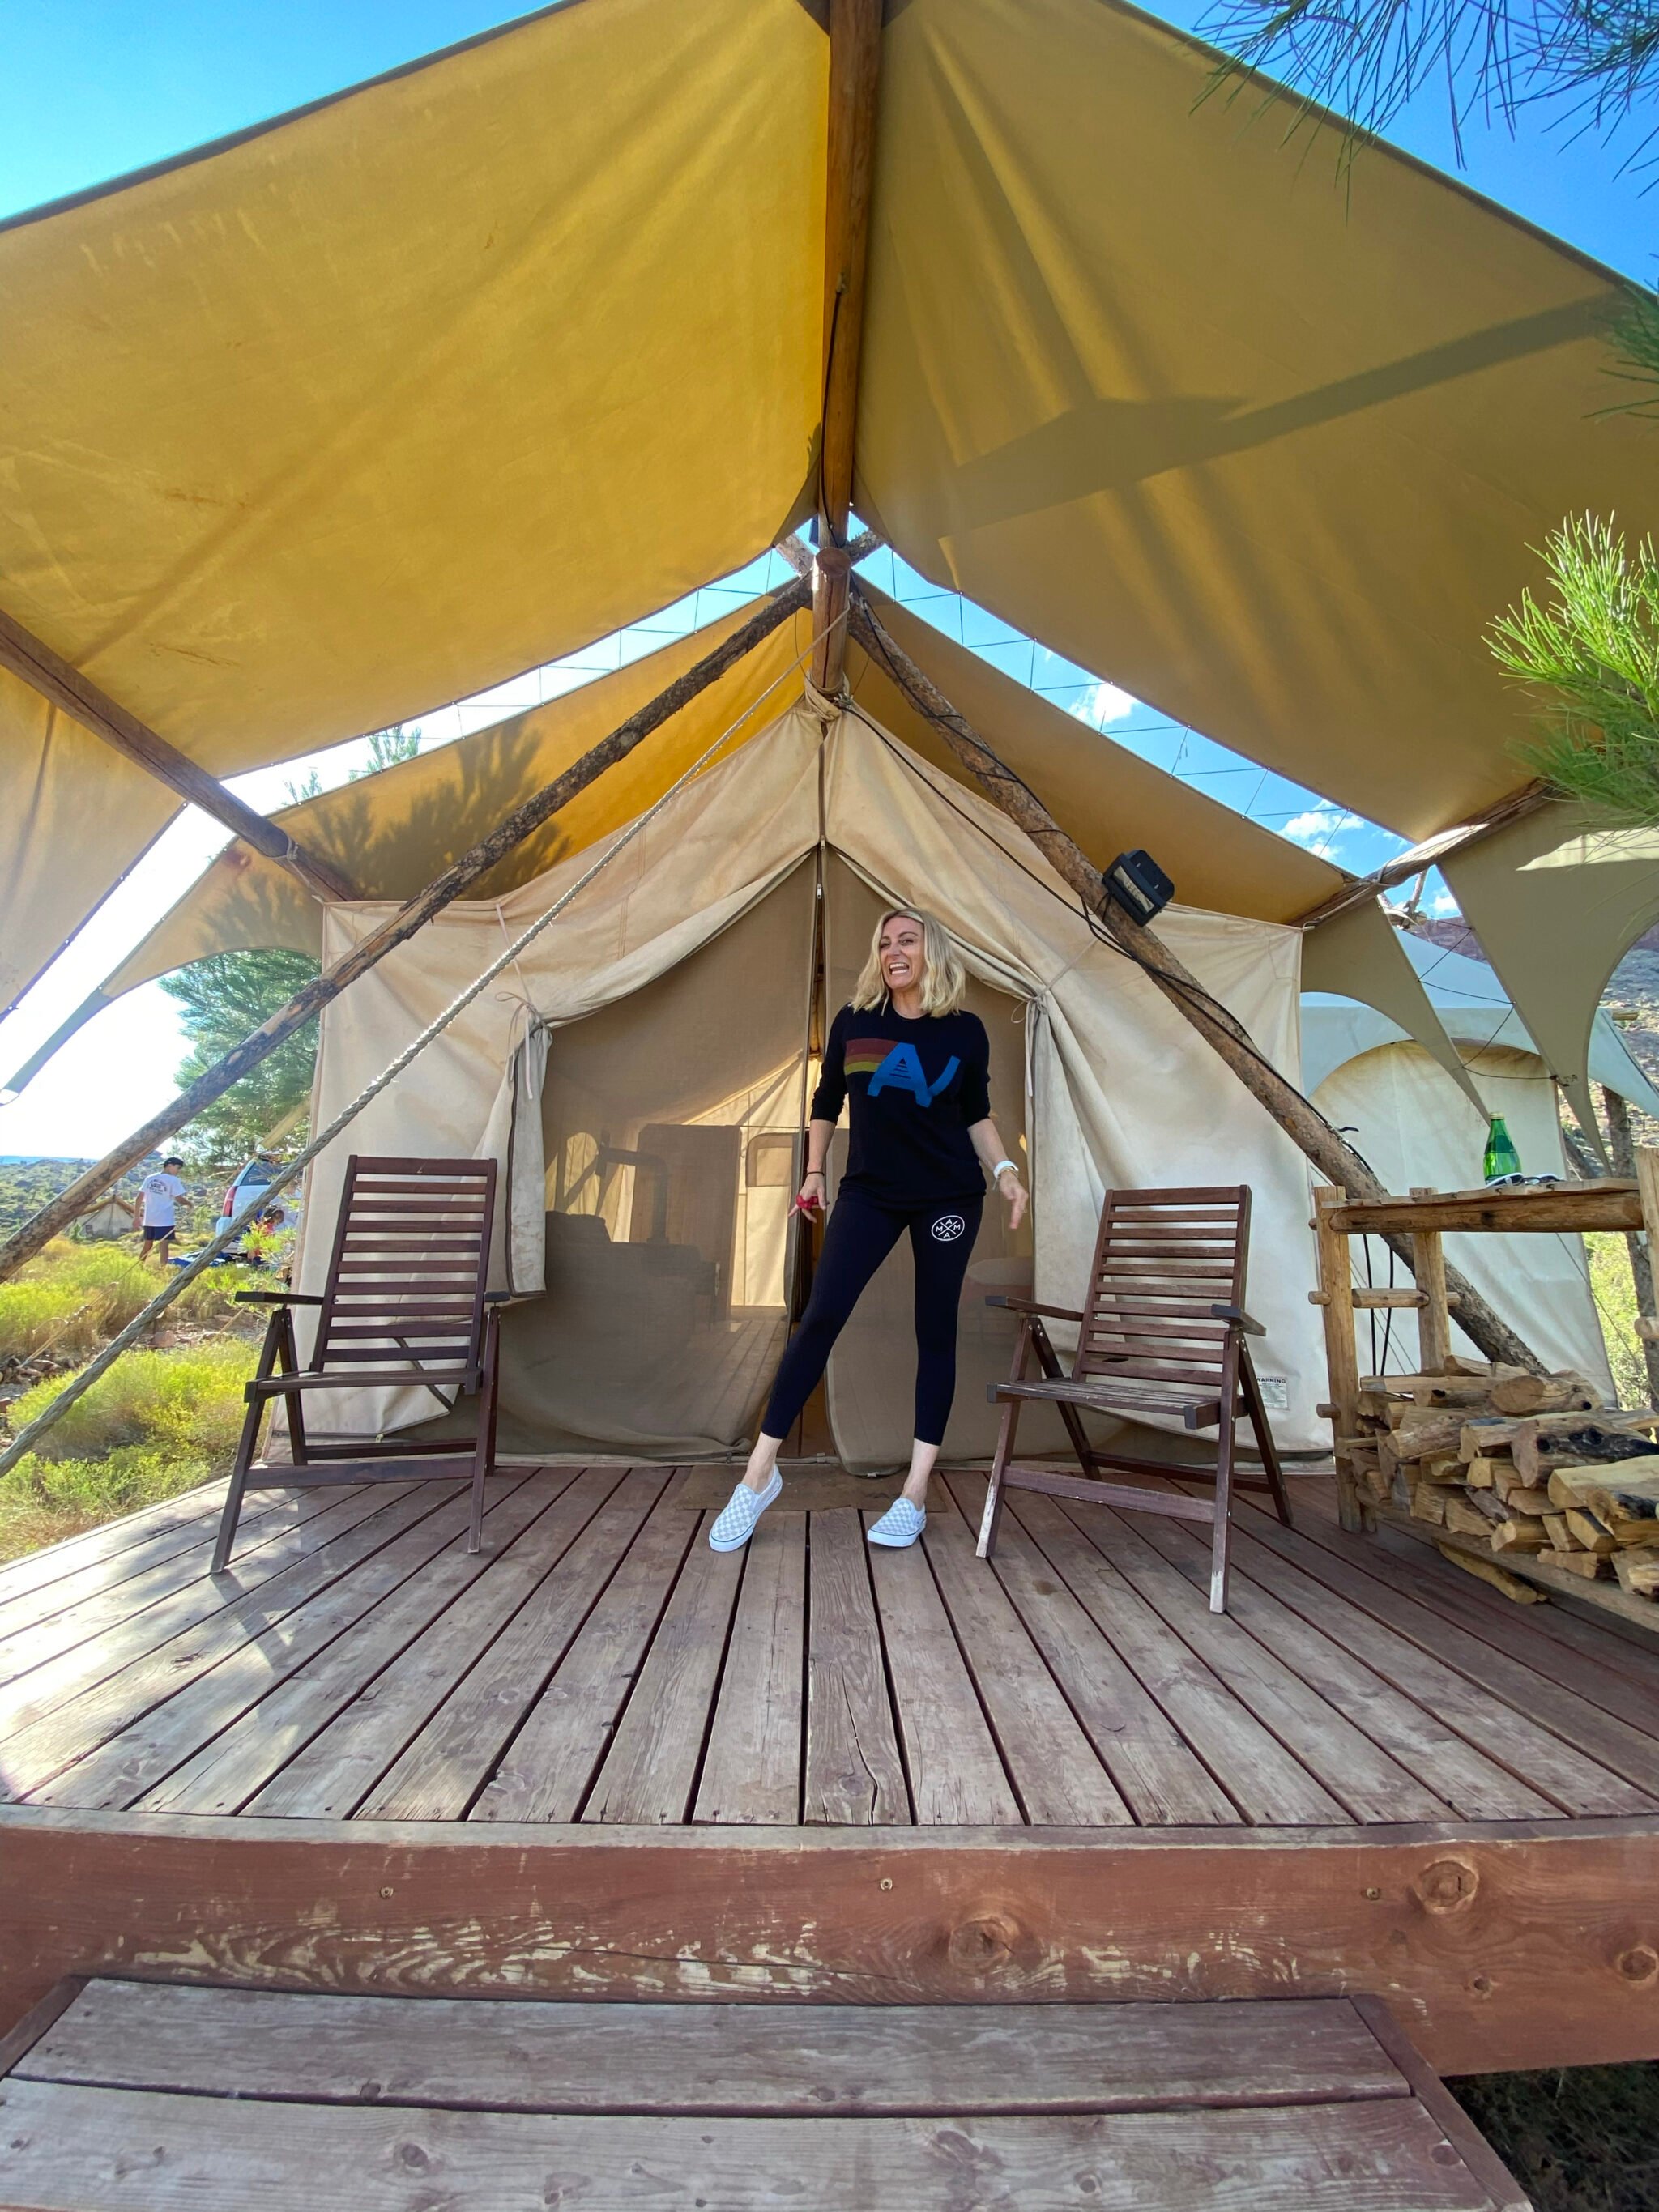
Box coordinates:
[820,859,1036,1471]
[494,862,813,1457]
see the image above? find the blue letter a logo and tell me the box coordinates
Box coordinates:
[868,1046,959,1106]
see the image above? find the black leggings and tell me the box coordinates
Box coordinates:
[763,1189,983,1447]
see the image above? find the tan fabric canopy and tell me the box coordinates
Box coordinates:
[0,0,825,989]
[856,0,1653,840]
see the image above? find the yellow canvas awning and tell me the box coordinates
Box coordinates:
[855,0,1657,841]
[0,0,824,986]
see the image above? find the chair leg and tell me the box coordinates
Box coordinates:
[467,1310,501,1555]
[978,1320,1033,1559]
[1239,1344,1292,1527]
[213,1312,284,1574]
[978,1396,1022,1558]
[1208,1345,1242,1614]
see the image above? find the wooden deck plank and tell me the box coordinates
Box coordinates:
[16,1483,521,1809]
[582,1512,744,1825]
[1214,1496,1659,1815]
[0,1485,429,1765]
[136,1479,558,1815]
[1286,1482,1659,1739]
[1128,1512,1552,1822]
[803,1508,909,1825]
[865,1511,1021,1826]
[693,1515,805,1826]
[0,1487,349,1694]
[940,1473,1238,1827]
[0,2080,1511,2211]
[1009,1492,1343,1825]
[242,1470,620,1818]
[922,1490,1134,1825]
[19,1984,1410,2112]
[363,1471,674,1823]
[1060,1501,1455,1826]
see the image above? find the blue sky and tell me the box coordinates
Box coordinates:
[0,1,1651,1157]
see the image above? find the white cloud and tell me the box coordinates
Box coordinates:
[1075,680,1136,727]
[1282,806,1364,851]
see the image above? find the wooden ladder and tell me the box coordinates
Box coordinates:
[1,1979,1529,2209]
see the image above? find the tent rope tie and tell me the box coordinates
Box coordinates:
[0,615,838,1481]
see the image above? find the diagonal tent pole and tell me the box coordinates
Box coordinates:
[0,600,359,906]
[0,574,812,1284]
[847,586,1546,1379]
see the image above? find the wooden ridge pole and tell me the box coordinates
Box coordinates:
[0,577,811,1284]
[810,0,883,698]
[0,601,359,905]
[848,589,1546,1374]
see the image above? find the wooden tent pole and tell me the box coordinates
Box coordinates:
[0,576,811,1284]
[810,0,883,697]
[0,601,359,905]
[848,590,1546,1374]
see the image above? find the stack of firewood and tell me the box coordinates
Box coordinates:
[1346,1357,1659,1600]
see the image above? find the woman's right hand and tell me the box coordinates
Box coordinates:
[795,1168,827,1213]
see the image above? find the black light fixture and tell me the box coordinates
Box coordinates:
[1102,848,1175,925]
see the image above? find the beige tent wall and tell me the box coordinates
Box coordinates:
[295,698,1328,1461]
[1311,1040,1614,1394]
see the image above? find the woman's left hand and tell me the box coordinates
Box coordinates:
[997,1167,1029,1232]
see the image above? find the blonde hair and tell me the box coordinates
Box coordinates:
[851,907,966,1017]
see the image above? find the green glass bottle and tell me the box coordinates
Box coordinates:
[1483,1115,1521,1183]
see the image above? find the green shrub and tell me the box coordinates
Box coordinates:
[0,1340,257,1564]
[0,1239,263,1362]
[1586,1232,1648,1408]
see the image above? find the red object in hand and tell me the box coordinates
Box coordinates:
[791,1191,824,1217]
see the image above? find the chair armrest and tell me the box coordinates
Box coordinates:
[986,1294,1085,1323]
[483,1289,516,1304]
[235,1290,323,1306]
[1211,1302,1265,1335]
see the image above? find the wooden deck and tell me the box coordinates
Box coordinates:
[2,1463,1657,2075]
[2,1465,1657,1830]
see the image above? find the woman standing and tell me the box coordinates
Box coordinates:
[711,908,1028,1554]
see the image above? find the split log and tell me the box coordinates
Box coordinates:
[1491,1516,1550,1553]
[1613,1547,1659,1598]
[1546,1548,1605,1579]
[847,587,1546,1375]
[1542,1512,1574,1549]
[1411,1485,1449,1525]
[1443,1493,1494,1538]
[0,576,812,1281]
[1500,1486,1555,1518]
[1417,1451,1466,1485]
[1512,1417,1659,1485]
[1433,1544,1548,1602]
[1465,1456,1501,1490]
[1381,1411,1474,1467]
[1488,1370,1597,1416]
[1564,1509,1618,1555]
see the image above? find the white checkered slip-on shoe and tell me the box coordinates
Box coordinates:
[709,1470,783,1552]
[867,1497,926,1548]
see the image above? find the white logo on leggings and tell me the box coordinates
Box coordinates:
[931,1213,967,1242]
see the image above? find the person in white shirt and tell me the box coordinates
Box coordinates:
[132,1157,189,1264]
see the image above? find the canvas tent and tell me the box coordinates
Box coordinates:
[5,0,1659,1434]
[1304,935,1659,1392]
[288,697,1323,1465]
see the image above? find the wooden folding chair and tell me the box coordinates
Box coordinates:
[212,1156,505,1573]
[975,1184,1290,1613]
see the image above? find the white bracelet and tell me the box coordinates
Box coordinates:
[992,1158,1018,1178]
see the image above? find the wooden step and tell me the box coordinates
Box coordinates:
[0,1980,1529,2210]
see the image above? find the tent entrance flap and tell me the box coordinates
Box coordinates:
[422,861,817,1460]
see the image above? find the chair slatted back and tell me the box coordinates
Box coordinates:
[1073,1186,1250,1399]
[313,1157,497,1375]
